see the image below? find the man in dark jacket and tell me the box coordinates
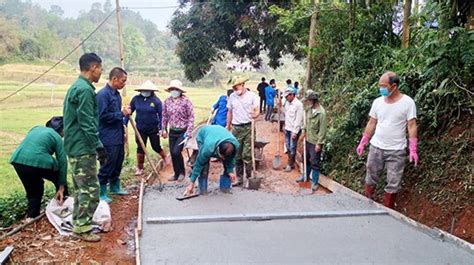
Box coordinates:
[63,53,105,242]
[256,77,268,114]
[96,67,131,203]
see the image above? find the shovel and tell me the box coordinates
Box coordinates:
[248,119,262,190]
[272,91,282,169]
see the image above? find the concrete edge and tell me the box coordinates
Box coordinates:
[146,210,388,224]
[318,175,474,254]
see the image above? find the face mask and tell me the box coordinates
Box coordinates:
[170,90,181,98]
[379,87,392,97]
[140,91,152,97]
[234,89,242,96]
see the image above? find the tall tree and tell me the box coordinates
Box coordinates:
[304,0,319,93]
[169,0,299,82]
[402,0,412,48]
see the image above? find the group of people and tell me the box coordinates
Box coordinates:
[9,52,419,242]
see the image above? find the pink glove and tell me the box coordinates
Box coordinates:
[356,133,371,156]
[409,138,419,166]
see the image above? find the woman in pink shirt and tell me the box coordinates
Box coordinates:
[161,80,195,181]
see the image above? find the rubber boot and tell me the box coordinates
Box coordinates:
[364,184,376,200]
[219,174,231,193]
[109,179,129,195]
[135,153,145,176]
[198,176,208,195]
[296,163,311,183]
[99,185,112,203]
[383,192,397,209]
[235,160,244,186]
[311,170,320,191]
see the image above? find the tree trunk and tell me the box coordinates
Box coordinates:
[402,0,412,49]
[304,0,319,94]
[469,1,474,30]
[350,0,356,30]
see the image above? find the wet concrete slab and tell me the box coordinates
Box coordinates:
[140,184,474,264]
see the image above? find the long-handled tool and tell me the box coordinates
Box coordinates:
[302,108,308,182]
[248,118,262,190]
[129,117,163,190]
[272,90,282,169]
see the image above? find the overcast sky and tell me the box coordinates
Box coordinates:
[29,0,179,31]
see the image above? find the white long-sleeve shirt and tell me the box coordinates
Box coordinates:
[284,98,304,134]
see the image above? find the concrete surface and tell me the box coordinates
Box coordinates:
[140,184,474,264]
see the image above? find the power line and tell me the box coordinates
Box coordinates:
[0,10,117,104]
[122,6,180,10]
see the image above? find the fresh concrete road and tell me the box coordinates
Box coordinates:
[140,184,474,264]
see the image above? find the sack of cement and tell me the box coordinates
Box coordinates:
[45,197,112,236]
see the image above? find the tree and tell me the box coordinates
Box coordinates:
[169,0,299,81]
[123,26,145,67]
[0,17,20,60]
[304,0,319,94]
[49,5,64,17]
[103,0,113,13]
[402,0,412,48]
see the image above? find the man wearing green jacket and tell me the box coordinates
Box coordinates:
[63,53,106,242]
[10,117,68,220]
[297,91,328,192]
[183,125,240,196]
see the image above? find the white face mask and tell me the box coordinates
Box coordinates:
[170,90,181,98]
[140,91,152,97]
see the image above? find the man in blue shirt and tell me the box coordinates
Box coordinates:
[96,67,130,202]
[211,89,233,127]
[264,79,277,121]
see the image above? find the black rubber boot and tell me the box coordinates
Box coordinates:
[236,159,244,185]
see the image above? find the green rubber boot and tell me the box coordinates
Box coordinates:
[109,179,129,195]
[99,185,112,203]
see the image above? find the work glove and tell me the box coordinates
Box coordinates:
[356,133,371,156]
[96,147,108,165]
[408,138,419,166]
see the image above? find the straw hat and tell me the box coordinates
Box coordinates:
[135,80,158,91]
[228,76,249,88]
[165,79,186,93]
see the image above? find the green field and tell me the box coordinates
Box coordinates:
[0,64,225,197]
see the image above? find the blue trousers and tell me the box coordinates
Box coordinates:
[285,129,301,156]
[98,144,125,186]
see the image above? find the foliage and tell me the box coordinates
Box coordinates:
[257,1,474,201]
[0,188,56,227]
[170,0,303,81]
[0,0,179,71]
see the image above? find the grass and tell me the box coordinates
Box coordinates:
[0,69,225,197]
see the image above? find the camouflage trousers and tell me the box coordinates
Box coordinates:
[365,145,406,193]
[69,154,99,234]
[232,124,253,164]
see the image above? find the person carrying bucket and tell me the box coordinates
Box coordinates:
[183,125,240,196]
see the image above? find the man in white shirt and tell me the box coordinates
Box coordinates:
[283,87,304,172]
[356,71,419,209]
[226,76,259,185]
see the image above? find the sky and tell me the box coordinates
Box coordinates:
[29,0,179,31]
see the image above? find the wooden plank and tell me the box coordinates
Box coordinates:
[0,246,13,265]
[134,228,141,265]
[137,179,145,235]
[146,210,388,224]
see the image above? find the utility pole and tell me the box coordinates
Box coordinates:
[115,0,126,95]
[304,0,318,95]
[116,0,129,157]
